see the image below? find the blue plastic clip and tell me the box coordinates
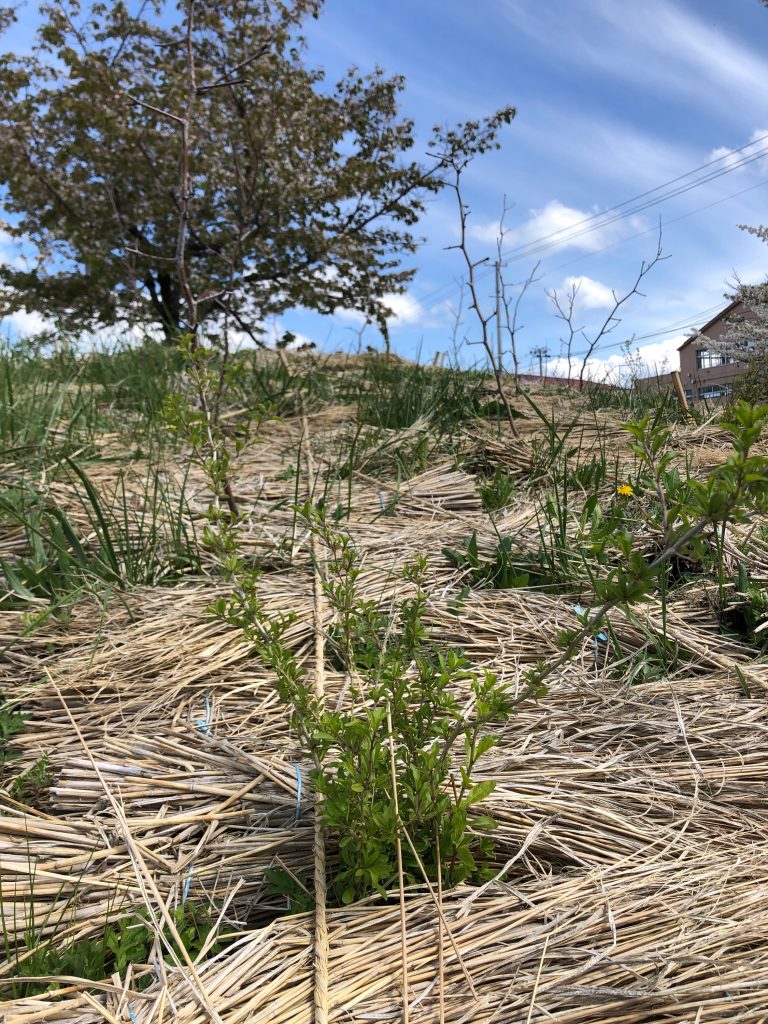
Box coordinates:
[293,763,302,821]
[196,693,211,733]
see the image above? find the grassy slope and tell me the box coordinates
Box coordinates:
[1,344,768,1020]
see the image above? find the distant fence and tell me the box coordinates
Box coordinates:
[513,373,621,392]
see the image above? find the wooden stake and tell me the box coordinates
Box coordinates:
[671,369,690,414]
[304,413,330,1024]
[386,702,410,1023]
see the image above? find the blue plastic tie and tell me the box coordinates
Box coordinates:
[196,693,211,734]
[293,763,302,821]
[574,604,607,666]
[182,864,193,904]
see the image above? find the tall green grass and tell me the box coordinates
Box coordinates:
[0,460,202,614]
[0,345,101,462]
[77,340,183,426]
[356,361,489,433]
[0,340,182,465]
[577,379,691,421]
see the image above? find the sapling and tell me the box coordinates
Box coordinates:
[218,507,521,904]
[163,337,269,574]
[524,401,768,694]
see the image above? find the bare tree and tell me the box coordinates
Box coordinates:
[431,108,520,436]
[499,259,542,384]
[547,228,666,387]
[444,277,467,367]
[493,198,541,384]
[547,278,583,382]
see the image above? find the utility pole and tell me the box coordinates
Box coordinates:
[531,346,550,379]
[495,260,503,375]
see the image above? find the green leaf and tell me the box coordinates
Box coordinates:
[466,780,496,806]
[474,735,497,759]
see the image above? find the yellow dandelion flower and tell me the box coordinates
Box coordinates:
[616,484,634,497]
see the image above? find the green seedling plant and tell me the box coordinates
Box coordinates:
[526,401,768,694]
[163,336,270,574]
[217,510,524,905]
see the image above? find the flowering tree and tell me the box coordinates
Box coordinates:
[0,1,438,344]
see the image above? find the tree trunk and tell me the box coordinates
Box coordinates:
[144,269,182,344]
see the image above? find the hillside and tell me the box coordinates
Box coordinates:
[1,345,768,1023]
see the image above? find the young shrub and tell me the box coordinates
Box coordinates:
[217,513,524,905]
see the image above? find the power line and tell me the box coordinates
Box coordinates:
[500,141,768,263]
[543,176,768,279]
[500,131,768,262]
[415,142,768,310]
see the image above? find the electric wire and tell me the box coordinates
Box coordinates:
[414,139,768,310]
[497,130,768,259]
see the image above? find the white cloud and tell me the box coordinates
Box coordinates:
[472,199,636,255]
[560,275,615,310]
[544,333,686,384]
[336,290,424,328]
[381,292,423,325]
[1,309,55,338]
[708,128,768,173]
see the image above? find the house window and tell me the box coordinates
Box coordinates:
[684,388,693,402]
[698,384,733,400]
[696,348,732,369]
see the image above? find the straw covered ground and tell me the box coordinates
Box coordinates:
[2,350,768,1022]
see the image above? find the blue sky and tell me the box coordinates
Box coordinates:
[290,0,768,377]
[3,0,768,378]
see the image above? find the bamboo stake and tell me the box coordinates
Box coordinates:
[671,369,690,414]
[304,413,330,1024]
[435,823,446,1024]
[386,701,410,1024]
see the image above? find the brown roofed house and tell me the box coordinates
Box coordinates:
[676,300,754,403]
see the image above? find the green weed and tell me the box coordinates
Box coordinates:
[8,902,224,998]
[9,755,52,807]
[476,468,517,512]
[0,698,26,768]
[263,867,314,916]
[0,462,201,613]
[442,532,530,590]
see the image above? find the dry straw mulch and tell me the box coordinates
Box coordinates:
[3,391,768,1022]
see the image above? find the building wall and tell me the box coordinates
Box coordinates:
[638,301,753,403]
[678,302,751,402]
